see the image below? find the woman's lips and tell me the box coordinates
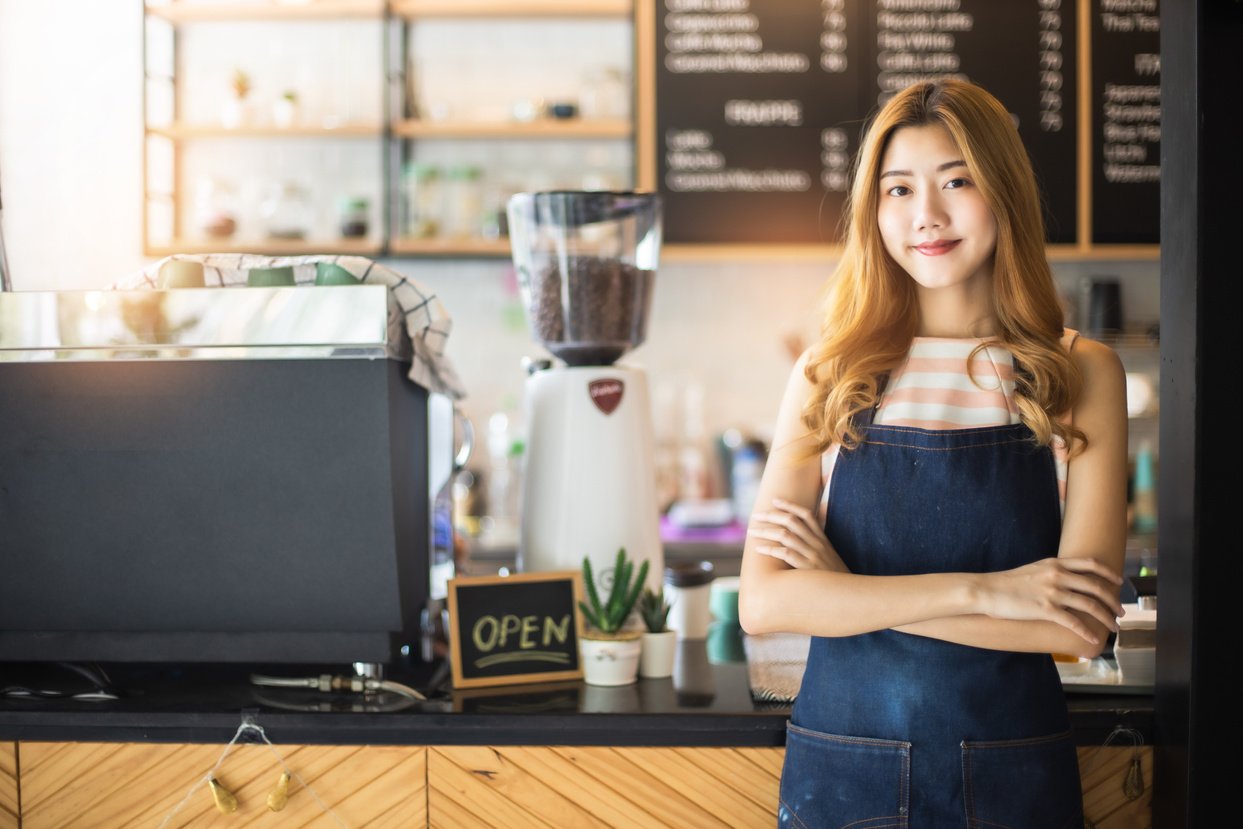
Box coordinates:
[914,239,961,255]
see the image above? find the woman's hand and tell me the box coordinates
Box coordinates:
[747,497,848,572]
[973,557,1125,644]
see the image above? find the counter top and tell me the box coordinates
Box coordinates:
[0,643,1152,748]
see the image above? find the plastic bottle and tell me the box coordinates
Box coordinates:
[1132,441,1157,534]
[730,443,765,525]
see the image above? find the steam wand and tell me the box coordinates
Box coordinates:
[0,176,12,291]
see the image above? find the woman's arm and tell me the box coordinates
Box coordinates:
[738,347,1126,648]
[893,338,1130,657]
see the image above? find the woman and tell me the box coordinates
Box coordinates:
[738,79,1128,828]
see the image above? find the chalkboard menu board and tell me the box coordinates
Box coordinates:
[1090,0,1160,244]
[655,0,1086,245]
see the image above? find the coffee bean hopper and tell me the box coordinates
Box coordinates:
[505,191,664,599]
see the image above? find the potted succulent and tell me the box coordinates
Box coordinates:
[273,89,299,129]
[578,548,648,686]
[221,68,253,129]
[638,587,676,679]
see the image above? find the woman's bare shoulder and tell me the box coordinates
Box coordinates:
[1068,335,1125,383]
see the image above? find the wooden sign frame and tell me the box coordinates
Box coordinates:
[446,570,586,690]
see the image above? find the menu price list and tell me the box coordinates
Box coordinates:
[655,0,1086,245]
[657,0,868,244]
[1090,0,1160,244]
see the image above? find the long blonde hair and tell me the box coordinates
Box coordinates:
[803,79,1083,453]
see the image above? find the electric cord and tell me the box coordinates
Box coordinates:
[249,673,427,701]
[0,662,120,701]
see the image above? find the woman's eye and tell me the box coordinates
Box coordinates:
[945,177,971,189]
[886,185,911,197]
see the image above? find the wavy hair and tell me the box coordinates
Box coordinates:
[803,79,1084,454]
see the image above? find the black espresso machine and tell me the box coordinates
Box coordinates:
[0,286,464,669]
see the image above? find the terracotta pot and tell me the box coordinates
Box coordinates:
[580,630,642,686]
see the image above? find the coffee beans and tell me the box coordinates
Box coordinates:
[524,256,654,366]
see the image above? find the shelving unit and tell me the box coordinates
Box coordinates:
[142,0,636,258]
[386,0,635,255]
[142,0,391,256]
[145,0,385,23]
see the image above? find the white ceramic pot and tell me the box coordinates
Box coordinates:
[580,632,642,686]
[639,630,677,678]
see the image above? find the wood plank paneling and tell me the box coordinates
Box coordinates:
[430,746,783,829]
[18,742,426,829]
[1,743,18,829]
[1079,745,1153,829]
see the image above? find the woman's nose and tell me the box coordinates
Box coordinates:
[914,192,948,231]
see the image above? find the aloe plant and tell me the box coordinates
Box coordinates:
[579,548,649,635]
[638,587,672,634]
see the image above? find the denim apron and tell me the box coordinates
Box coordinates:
[777,401,1083,829]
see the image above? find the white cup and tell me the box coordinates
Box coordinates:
[665,561,715,640]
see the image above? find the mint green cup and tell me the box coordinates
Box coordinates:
[315,262,359,285]
[247,266,295,287]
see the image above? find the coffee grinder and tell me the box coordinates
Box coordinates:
[506,191,663,598]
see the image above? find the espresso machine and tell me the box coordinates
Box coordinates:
[506,191,663,598]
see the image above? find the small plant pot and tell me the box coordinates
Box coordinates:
[640,630,677,678]
[580,631,642,686]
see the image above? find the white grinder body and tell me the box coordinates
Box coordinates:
[519,363,663,598]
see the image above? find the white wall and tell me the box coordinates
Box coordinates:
[0,0,146,290]
[1,2,1161,480]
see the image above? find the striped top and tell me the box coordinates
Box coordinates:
[820,331,1076,520]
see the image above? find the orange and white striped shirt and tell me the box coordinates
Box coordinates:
[820,331,1076,521]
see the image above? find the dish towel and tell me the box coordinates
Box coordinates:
[743,632,810,703]
[113,253,466,400]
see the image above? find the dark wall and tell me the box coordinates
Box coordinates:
[1156,1,1243,825]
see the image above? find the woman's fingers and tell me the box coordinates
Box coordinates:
[1057,555,1125,585]
[754,544,810,569]
[1058,589,1121,633]
[748,525,818,562]
[1048,607,1103,645]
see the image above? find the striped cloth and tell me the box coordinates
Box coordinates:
[820,331,1076,520]
[113,253,466,400]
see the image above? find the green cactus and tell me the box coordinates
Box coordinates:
[638,587,672,633]
[578,548,649,635]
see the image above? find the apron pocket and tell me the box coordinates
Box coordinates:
[779,722,910,829]
[961,729,1082,829]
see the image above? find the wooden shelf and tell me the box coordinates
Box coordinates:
[147,123,383,139]
[661,243,1161,264]
[391,0,632,19]
[389,237,512,257]
[145,1,385,23]
[146,238,383,257]
[392,118,630,139]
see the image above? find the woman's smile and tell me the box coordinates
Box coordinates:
[914,239,961,255]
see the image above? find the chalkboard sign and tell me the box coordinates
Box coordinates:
[447,571,585,689]
[1090,0,1160,244]
[654,0,1087,245]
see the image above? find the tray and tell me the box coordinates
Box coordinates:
[1059,657,1153,695]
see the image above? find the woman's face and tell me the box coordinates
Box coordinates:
[876,123,998,296]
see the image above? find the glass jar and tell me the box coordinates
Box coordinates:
[338,197,370,238]
[194,176,238,240]
[444,164,484,239]
[402,162,443,238]
[261,180,313,241]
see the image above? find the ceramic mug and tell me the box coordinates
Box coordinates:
[158,259,206,289]
[315,262,358,285]
[247,266,295,287]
